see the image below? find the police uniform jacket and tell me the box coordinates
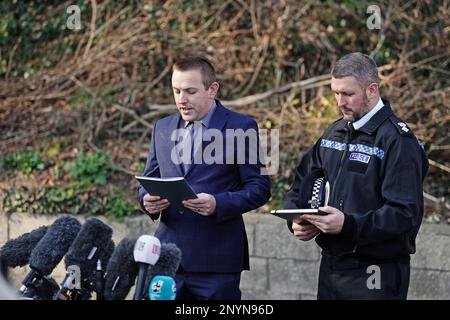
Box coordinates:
[284,99,428,262]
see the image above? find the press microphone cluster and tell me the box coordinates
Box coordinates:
[0,215,119,300]
[19,215,82,299]
[102,236,182,300]
[0,216,182,300]
[54,217,114,300]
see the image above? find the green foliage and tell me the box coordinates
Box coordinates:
[0,185,138,220]
[0,152,45,174]
[0,148,141,221]
[65,151,110,185]
[69,90,92,108]
[105,194,135,222]
[69,87,112,108]
[0,0,87,77]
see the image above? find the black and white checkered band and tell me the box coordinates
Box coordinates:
[309,177,324,209]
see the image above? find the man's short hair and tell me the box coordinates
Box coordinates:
[173,56,217,89]
[331,52,380,87]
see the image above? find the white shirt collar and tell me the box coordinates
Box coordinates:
[352,98,384,130]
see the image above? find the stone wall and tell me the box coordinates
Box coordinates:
[1,212,450,299]
[240,214,450,300]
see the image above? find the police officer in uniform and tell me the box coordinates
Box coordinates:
[284,52,428,299]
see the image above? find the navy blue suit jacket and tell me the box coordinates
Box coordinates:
[138,101,271,272]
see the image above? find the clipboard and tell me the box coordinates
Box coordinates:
[270,209,327,221]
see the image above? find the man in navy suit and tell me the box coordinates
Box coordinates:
[138,56,271,300]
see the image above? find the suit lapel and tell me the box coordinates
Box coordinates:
[165,112,184,177]
[208,101,228,132]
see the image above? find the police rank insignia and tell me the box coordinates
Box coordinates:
[397,122,410,132]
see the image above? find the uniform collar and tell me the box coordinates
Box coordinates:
[353,98,384,130]
[356,99,394,135]
[334,98,393,135]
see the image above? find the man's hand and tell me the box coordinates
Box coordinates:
[143,194,170,214]
[182,193,216,216]
[301,206,345,235]
[291,216,320,241]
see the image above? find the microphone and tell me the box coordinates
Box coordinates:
[103,236,139,300]
[54,217,114,300]
[133,235,161,300]
[144,242,182,299]
[95,239,115,300]
[0,225,48,268]
[19,215,81,295]
[21,275,60,300]
[95,259,103,300]
[0,223,63,300]
[146,243,181,279]
[148,275,176,300]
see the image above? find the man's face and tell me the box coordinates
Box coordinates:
[331,76,371,122]
[172,69,217,122]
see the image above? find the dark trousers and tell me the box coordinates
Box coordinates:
[317,252,410,300]
[175,270,241,300]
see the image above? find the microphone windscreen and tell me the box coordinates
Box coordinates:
[144,243,181,294]
[100,239,115,268]
[148,275,176,300]
[103,236,139,300]
[64,218,113,283]
[133,235,161,265]
[0,225,48,268]
[29,215,81,275]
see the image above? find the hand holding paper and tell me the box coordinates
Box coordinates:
[182,193,216,216]
[143,194,170,214]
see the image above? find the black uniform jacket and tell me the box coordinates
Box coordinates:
[284,100,428,262]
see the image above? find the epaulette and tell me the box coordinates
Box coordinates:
[388,115,414,137]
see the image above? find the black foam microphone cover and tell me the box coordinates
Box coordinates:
[0,225,48,268]
[103,236,139,300]
[100,239,115,269]
[144,243,182,296]
[29,215,81,276]
[64,217,113,285]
